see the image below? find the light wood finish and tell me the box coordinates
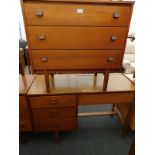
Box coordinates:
[19,75,36,132]
[22,0,135,4]
[116,73,135,130]
[28,26,127,50]
[20,96,32,122]
[31,50,123,70]
[24,3,131,26]
[78,92,134,105]
[21,0,134,93]
[29,95,76,108]
[19,74,36,94]
[116,101,135,130]
[25,73,134,139]
[32,107,76,120]
[28,73,134,95]
[78,111,117,117]
[124,73,135,84]
[34,118,76,131]
[114,106,125,125]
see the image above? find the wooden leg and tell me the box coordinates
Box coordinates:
[121,122,129,138]
[128,137,135,155]
[45,72,50,93]
[54,131,60,142]
[51,74,55,89]
[19,132,25,144]
[103,70,109,91]
[93,74,97,88]
[121,101,134,138]
[111,104,115,117]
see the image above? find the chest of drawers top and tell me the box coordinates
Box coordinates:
[23,0,134,26]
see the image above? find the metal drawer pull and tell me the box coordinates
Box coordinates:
[38,34,45,40]
[41,56,48,62]
[111,36,118,41]
[107,57,114,62]
[36,11,43,17]
[113,12,120,18]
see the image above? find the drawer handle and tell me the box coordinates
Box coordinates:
[113,12,120,18]
[107,57,115,62]
[38,34,45,40]
[111,36,118,41]
[36,11,43,17]
[41,56,48,62]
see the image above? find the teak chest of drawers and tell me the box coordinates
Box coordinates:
[21,0,134,75]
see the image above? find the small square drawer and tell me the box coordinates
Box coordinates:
[29,95,77,108]
[34,118,76,131]
[32,107,77,120]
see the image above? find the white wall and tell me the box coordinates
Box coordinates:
[19,5,26,40]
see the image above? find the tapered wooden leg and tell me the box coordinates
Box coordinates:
[121,122,129,138]
[45,72,50,93]
[51,74,55,89]
[111,104,115,117]
[128,138,135,155]
[103,70,109,91]
[93,73,97,88]
[54,131,60,142]
[121,101,134,138]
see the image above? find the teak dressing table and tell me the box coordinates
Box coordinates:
[19,73,135,141]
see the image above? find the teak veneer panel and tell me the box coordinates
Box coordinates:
[24,3,131,26]
[34,118,76,131]
[32,107,77,120]
[29,95,77,108]
[19,74,36,94]
[28,26,127,50]
[27,73,135,95]
[31,50,123,70]
[78,92,134,105]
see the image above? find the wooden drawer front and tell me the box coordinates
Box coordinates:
[19,96,31,121]
[19,121,32,131]
[29,95,76,108]
[32,108,77,120]
[78,92,134,105]
[34,118,76,131]
[31,50,123,70]
[24,3,131,26]
[28,26,127,49]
